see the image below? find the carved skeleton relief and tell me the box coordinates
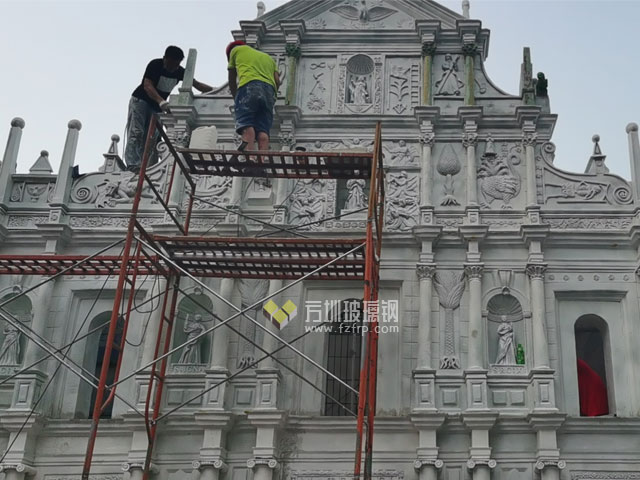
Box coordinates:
[385,171,418,232]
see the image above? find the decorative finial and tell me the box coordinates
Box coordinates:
[108,134,120,155]
[11,117,25,129]
[462,0,470,18]
[584,134,608,174]
[257,1,266,17]
[29,149,53,174]
[68,119,82,130]
[592,134,601,154]
[627,123,638,133]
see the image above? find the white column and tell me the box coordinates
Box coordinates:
[0,118,24,206]
[260,279,283,369]
[416,264,436,369]
[50,120,82,206]
[419,128,434,208]
[21,280,56,368]
[210,278,234,369]
[523,128,538,206]
[527,264,549,368]
[463,125,478,205]
[465,264,484,369]
[626,123,640,203]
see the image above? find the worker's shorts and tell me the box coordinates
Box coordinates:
[234,80,276,136]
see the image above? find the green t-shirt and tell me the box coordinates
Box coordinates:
[228,45,277,90]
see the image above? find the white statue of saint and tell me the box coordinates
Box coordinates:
[344,179,367,210]
[177,313,206,364]
[495,320,516,365]
[0,323,20,365]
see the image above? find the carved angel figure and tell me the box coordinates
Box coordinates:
[330,0,396,23]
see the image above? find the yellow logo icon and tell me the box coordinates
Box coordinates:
[263,299,297,330]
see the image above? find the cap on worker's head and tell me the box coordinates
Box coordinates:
[226,41,247,59]
[164,45,185,61]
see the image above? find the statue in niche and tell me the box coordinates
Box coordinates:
[487,294,524,366]
[344,179,367,210]
[237,279,269,369]
[349,76,371,105]
[495,321,516,365]
[435,54,464,96]
[0,323,21,365]
[177,313,206,364]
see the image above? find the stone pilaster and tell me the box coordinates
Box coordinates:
[528,413,566,480]
[210,278,235,370]
[464,263,484,370]
[415,20,440,106]
[526,263,549,369]
[273,106,301,224]
[247,412,285,480]
[280,20,306,106]
[415,106,440,224]
[194,411,233,480]
[0,413,43,480]
[411,413,446,480]
[516,106,541,208]
[463,412,498,480]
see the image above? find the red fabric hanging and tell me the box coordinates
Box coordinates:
[577,358,609,416]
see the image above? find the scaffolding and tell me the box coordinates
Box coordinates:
[0,116,385,479]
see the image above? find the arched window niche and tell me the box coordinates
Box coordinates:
[575,314,612,416]
[79,312,124,419]
[487,293,527,372]
[324,298,364,416]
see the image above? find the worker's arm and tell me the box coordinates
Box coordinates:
[143,78,166,106]
[228,68,238,98]
[274,71,281,91]
[193,79,214,93]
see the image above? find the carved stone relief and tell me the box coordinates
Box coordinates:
[70,152,169,208]
[385,171,418,232]
[434,271,465,369]
[384,140,419,167]
[304,61,335,113]
[288,178,336,230]
[329,0,399,29]
[434,54,464,96]
[436,144,462,206]
[477,136,523,209]
[10,180,56,204]
[237,279,269,369]
[539,141,633,206]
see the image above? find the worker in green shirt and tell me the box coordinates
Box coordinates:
[226,41,281,152]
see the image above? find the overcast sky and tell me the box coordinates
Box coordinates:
[1,0,639,179]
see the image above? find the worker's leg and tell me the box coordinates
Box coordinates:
[239,126,256,151]
[124,97,152,171]
[257,132,270,150]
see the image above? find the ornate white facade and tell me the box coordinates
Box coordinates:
[1,1,640,479]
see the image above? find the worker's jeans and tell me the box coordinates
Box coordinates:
[124,96,159,168]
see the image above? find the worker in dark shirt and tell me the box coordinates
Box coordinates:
[124,45,213,172]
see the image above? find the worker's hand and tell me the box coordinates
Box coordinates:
[159,100,170,112]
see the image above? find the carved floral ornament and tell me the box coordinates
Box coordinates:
[416,264,436,279]
[526,264,547,279]
[414,459,444,470]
